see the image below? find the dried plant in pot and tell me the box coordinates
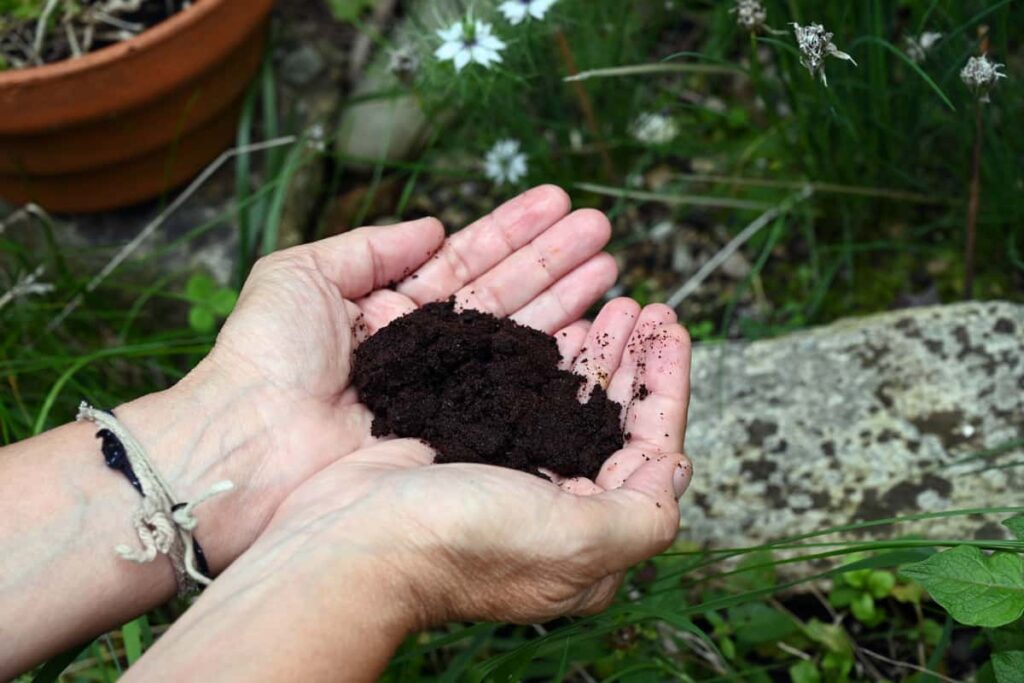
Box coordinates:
[0,0,276,213]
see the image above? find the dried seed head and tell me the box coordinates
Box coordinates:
[961,55,1006,103]
[903,31,942,64]
[732,0,767,32]
[388,45,421,80]
[791,22,857,87]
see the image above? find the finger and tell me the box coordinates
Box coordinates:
[619,323,692,454]
[570,298,641,395]
[453,209,612,318]
[509,253,618,334]
[352,290,417,334]
[621,452,692,502]
[555,320,591,370]
[281,217,445,300]
[596,446,654,490]
[539,468,605,496]
[606,303,678,409]
[397,186,571,304]
[574,453,689,574]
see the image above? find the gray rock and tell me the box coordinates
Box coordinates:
[682,302,1023,547]
[334,0,465,163]
[720,251,752,280]
[335,70,430,163]
[281,45,326,86]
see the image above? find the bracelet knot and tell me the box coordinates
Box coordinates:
[77,401,234,596]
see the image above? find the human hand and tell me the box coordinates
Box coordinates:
[123,202,692,683]
[121,186,620,572]
[228,298,692,627]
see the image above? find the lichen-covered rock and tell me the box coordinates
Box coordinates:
[683,302,1023,547]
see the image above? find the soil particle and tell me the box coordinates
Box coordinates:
[353,299,625,479]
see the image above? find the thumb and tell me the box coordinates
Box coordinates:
[285,217,446,300]
[621,451,693,501]
[578,453,692,573]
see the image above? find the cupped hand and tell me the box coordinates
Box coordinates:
[236,295,693,626]
[172,186,620,567]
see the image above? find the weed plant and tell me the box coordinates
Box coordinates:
[2,0,1023,680]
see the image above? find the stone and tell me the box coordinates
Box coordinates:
[720,251,752,280]
[281,44,326,86]
[681,302,1024,548]
[335,70,430,163]
[333,0,465,164]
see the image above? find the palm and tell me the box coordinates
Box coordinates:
[210,187,628,482]
[254,220,693,623]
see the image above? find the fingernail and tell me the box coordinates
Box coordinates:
[672,458,692,498]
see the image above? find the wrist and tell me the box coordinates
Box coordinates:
[115,359,278,574]
[128,528,418,681]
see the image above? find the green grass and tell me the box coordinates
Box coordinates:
[3,0,1023,680]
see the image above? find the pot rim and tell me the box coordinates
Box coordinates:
[0,0,224,85]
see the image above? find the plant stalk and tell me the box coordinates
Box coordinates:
[553,29,615,181]
[964,101,982,300]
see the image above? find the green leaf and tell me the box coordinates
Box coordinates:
[993,651,1024,683]
[842,568,871,589]
[867,571,896,599]
[1004,515,1024,541]
[727,549,777,592]
[210,288,238,317]
[854,37,956,112]
[822,650,853,683]
[789,660,821,683]
[729,603,797,645]
[185,273,216,302]
[902,546,1024,627]
[918,618,944,647]
[804,619,852,657]
[850,593,876,623]
[891,581,924,604]
[992,626,1024,653]
[325,0,374,22]
[720,635,736,661]
[189,306,216,333]
[122,617,144,664]
[829,585,857,608]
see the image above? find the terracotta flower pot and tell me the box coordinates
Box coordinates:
[0,0,276,213]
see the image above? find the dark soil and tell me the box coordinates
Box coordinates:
[353,300,624,480]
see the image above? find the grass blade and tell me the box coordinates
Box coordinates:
[854,36,956,112]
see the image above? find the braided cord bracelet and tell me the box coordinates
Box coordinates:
[77,402,234,597]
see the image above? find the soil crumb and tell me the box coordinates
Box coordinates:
[353,300,624,480]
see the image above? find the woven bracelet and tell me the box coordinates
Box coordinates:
[77,402,234,597]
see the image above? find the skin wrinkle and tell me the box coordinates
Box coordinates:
[440,237,477,290]
[3,188,693,681]
[460,279,504,316]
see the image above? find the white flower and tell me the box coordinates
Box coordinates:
[732,0,767,31]
[499,0,557,25]
[903,31,942,64]
[434,20,506,72]
[792,22,857,87]
[631,112,679,145]
[961,54,1006,103]
[484,139,528,185]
